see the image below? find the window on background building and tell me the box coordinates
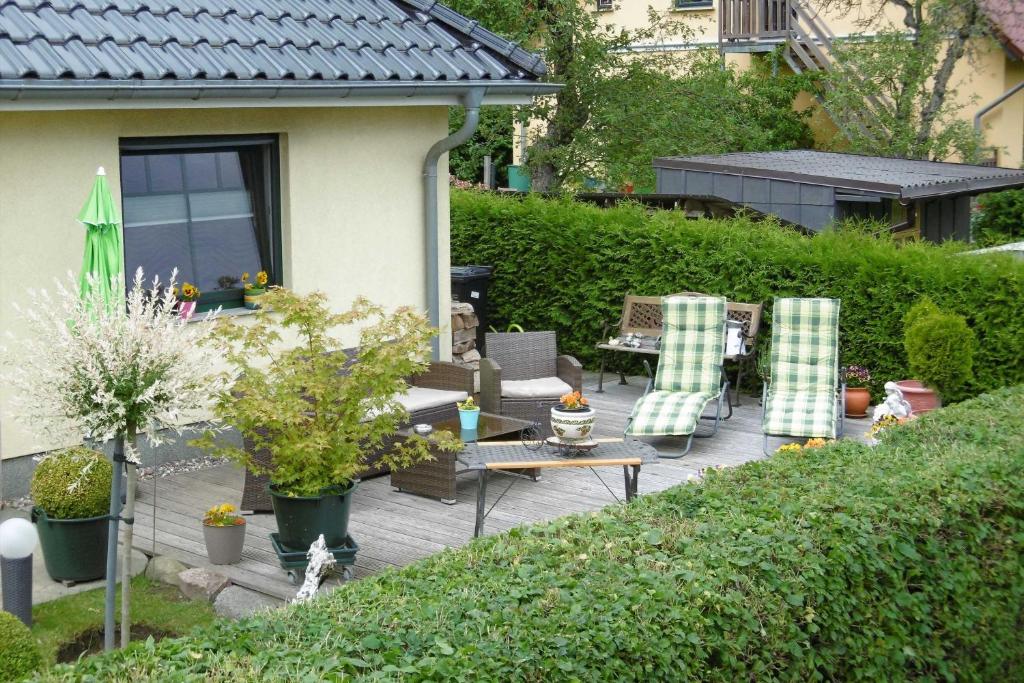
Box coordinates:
[674,0,713,8]
[119,135,281,311]
[596,0,613,10]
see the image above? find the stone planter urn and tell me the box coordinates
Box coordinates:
[550,406,596,442]
[203,521,246,565]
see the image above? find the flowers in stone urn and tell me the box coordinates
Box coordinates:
[551,391,596,442]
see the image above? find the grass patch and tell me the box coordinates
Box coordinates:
[31,575,216,668]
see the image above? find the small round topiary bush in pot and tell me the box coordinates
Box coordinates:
[901,297,976,411]
[30,447,112,582]
[0,610,41,682]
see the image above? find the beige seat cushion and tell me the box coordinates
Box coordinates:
[394,386,469,414]
[501,377,573,399]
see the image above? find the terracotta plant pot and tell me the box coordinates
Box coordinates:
[896,380,941,415]
[844,387,871,418]
[203,522,246,565]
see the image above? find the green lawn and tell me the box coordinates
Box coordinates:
[31,575,217,668]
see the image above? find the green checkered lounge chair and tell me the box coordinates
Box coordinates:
[761,297,845,455]
[624,296,730,458]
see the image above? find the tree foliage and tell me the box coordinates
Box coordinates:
[445,1,812,190]
[972,189,1024,247]
[196,290,458,497]
[816,0,991,160]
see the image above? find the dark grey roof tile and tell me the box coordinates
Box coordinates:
[0,0,546,84]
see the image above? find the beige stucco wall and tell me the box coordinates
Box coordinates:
[0,105,452,460]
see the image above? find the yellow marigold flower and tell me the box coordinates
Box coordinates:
[256,271,268,286]
[242,272,250,281]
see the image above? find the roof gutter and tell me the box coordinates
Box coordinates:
[423,86,485,360]
[0,79,560,108]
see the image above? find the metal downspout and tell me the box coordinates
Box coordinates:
[423,87,485,360]
[974,81,1024,134]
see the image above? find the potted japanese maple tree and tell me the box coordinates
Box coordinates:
[198,289,459,551]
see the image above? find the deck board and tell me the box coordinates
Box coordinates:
[130,372,871,600]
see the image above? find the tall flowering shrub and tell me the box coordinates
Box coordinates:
[3,269,227,456]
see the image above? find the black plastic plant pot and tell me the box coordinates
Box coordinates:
[31,507,109,582]
[268,482,357,552]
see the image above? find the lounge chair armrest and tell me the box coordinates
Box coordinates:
[557,355,583,392]
[412,361,474,394]
[479,357,502,413]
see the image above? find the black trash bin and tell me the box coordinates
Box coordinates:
[450,265,493,355]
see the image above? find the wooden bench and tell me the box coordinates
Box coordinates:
[596,293,763,404]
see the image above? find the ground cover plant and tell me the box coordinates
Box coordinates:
[43,385,1024,681]
[451,190,1024,401]
[31,576,217,670]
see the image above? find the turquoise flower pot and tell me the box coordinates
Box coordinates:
[459,408,480,430]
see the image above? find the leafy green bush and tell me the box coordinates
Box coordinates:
[0,611,41,682]
[46,386,1024,681]
[904,297,976,399]
[973,189,1024,247]
[30,447,111,520]
[451,190,1024,400]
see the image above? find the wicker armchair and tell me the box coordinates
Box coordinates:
[480,331,583,436]
[240,360,474,513]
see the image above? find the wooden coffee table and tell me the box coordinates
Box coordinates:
[391,412,533,504]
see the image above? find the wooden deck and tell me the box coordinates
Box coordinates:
[130,373,871,600]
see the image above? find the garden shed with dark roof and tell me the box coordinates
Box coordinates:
[654,151,1024,242]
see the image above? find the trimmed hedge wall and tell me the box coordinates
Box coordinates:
[48,386,1024,681]
[451,190,1024,400]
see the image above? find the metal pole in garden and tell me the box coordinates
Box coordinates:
[103,433,125,651]
[119,429,138,648]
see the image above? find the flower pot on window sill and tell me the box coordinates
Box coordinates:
[244,288,266,310]
[179,300,197,320]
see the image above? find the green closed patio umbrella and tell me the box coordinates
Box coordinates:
[77,166,123,309]
[76,166,130,651]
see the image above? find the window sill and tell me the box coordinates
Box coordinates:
[187,306,257,323]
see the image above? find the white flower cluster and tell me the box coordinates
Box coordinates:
[3,268,230,460]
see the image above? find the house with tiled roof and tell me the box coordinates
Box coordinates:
[0,0,557,463]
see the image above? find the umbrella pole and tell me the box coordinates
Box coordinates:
[103,434,125,652]
[119,430,138,649]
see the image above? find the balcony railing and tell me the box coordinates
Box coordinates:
[720,0,791,41]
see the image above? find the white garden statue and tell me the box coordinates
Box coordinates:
[293,534,336,604]
[872,381,913,423]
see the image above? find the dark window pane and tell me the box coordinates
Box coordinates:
[120,156,148,195]
[184,153,219,192]
[218,151,244,190]
[191,217,262,293]
[147,154,184,193]
[123,222,194,287]
[120,138,277,308]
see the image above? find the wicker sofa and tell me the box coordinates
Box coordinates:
[480,331,583,436]
[240,360,474,513]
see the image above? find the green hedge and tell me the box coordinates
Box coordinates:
[451,190,1024,400]
[46,386,1024,681]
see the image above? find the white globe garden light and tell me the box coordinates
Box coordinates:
[1,517,38,626]
[0,517,38,559]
